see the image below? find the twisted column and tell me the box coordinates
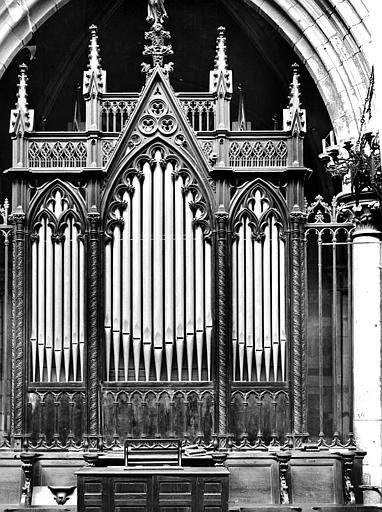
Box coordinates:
[87,207,100,450]
[11,208,26,449]
[289,206,306,436]
[215,206,229,449]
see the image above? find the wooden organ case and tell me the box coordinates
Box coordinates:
[7,16,316,455]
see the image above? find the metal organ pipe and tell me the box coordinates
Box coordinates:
[45,224,53,382]
[131,176,142,381]
[103,163,212,383]
[232,191,287,384]
[30,240,37,382]
[37,217,46,382]
[71,222,79,382]
[142,161,152,381]
[112,223,121,380]
[245,218,254,381]
[153,154,164,381]
[164,163,174,381]
[122,190,131,382]
[185,191,195,381]
[174,175,184,381]
[104,240,112,382]
[31,191,85,384]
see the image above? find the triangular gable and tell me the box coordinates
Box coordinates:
[104,67,212,183]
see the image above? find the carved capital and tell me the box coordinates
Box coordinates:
[352,201,381,235]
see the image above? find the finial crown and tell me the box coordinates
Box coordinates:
[83,24,106,95]
[9,62,35,133]
[142,1,173,78]
[209,26,232,94]
[283,63,306,133]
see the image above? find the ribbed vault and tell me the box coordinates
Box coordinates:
[0,0,372,140]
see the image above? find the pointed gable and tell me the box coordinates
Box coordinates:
[104,66,212,183]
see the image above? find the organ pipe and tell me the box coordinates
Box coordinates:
[142,161,152,381]
[103,162,213,383]
[232,195,287,383]
[31,191,85,383]
[131,176,142,380]
[164,163,174,381]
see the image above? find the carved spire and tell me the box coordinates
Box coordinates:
[142,1,173,78]
[9,63,34,133]
[209,27,232,95]
[283,63,306,133]
[83,24,106,96]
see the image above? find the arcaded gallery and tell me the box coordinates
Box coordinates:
[0,0,380,510]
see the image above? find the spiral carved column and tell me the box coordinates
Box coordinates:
[289,206,306,437]
[11,209,26,450]
[215,207,229,450]
[87,208,101,450]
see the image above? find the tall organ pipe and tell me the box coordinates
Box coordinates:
[164,163,174,381]
[142,161,152,381]
[122,190,131,382]
[174,176,184,380]
[131,176,142,380]
[153,155,164,381]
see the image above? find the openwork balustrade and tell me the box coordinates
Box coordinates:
[28,140,87,168]
[229,139,288,168]
[100,97,138,132]
[180,97,216,132]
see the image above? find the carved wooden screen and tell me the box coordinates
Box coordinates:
[29,188,85,383]
[231,185,287,382]
[104,149,213,383]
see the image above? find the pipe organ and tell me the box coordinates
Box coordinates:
[30,188,85,383]
[3,20,354,454]
[103,151,213,383]
[231,186,287,383]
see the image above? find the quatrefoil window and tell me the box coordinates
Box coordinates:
[149,100,167,117]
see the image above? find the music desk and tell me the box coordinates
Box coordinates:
[76,465,229,512]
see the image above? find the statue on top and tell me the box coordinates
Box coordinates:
[147,0,167,25]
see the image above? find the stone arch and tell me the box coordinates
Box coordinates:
[0,0,372,139]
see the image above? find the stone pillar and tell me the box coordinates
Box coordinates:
[352,204,382,502]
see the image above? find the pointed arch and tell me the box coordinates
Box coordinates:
[230,179,288,383]
[101,141,215,383]
[28,181,86,384]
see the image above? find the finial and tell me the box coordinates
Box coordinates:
[283,63,306,133]
[142,0,173,78]
[209,27,232,94]
[237,84,247,131]
[9,63,34,133]
[215,27,229,74]
[16,63,29,112]
[289,63,301,112]
[83,24,106,95]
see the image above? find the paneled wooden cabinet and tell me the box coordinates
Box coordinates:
[77,466,229,512]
